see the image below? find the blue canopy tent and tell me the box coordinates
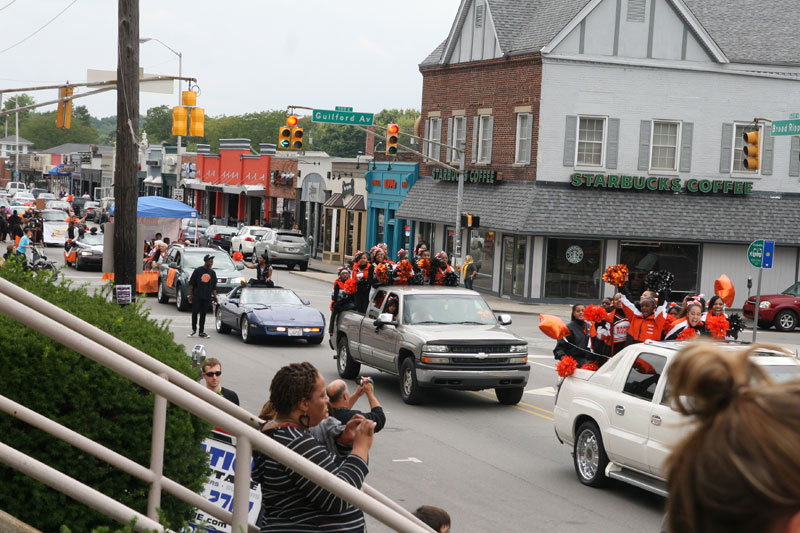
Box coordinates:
[109,196,198,219]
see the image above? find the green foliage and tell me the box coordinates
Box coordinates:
[2,93,36,133]
[305,121,366,157]
[91,115,117,145]
[20,111,99,150]
[0,261,212,532]
[142,105,175,145]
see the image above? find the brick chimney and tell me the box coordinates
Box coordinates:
[365,126,375,157]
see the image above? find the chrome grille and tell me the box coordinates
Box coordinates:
[448,345,512,354]
[451,357,510,365]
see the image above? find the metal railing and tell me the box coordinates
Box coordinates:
[0,277,431,533]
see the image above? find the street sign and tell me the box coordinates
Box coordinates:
[791,113,800,119]
[771,119,800,136]
[748,239,775,268]
[312,108,374,126]
[335,106,353,112]
[762,240,775,269]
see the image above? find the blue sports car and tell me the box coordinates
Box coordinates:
[214,286,325,344]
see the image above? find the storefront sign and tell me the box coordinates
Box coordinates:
[207,185,223,193]
[570,173,754,195]
[342,179,354,197]
[432,168,497,184]
[565,245,584,264]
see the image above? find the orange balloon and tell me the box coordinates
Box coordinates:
[539,314,570,340]
[714,274,735,308]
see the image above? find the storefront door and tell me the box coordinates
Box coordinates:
[501,235,526,297]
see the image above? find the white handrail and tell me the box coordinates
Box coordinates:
[0,278,431,533]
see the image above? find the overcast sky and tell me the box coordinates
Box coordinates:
[0,0,460,119]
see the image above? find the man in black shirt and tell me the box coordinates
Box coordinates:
[188,254,217,338]
[326,378,385,432]
[200,357,239,405]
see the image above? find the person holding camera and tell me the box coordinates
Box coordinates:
[326,377,385,432]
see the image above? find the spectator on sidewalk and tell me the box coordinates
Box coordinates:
[201,357,239,405]
[327,378,386,432]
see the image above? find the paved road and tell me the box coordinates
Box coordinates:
[48,247,800,533]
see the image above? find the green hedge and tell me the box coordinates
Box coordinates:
[0,261,212,532]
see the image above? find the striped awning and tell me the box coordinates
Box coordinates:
[323,193,344,207]
[345,194,365,211]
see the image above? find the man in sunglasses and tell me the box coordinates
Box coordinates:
[201,357,239,405]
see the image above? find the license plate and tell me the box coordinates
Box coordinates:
[286,247,297,253]
[288,327,302,336]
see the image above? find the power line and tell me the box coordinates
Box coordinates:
[0,0,19,12]
[0,0,79,55]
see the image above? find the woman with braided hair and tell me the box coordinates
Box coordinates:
[253,362,376,532]
[665,343,800,533]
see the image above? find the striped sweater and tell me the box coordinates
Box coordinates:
[252,425,369,532]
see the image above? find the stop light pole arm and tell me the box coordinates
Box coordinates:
[0,86,116,117]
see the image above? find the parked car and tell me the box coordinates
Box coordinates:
[5,182,26,194]
[553,340,800,495]
[45,200,72,213]
[30,188,48,199]
[156,245,246,311]
[230,226,271,258]
[215,286,325,344]
[65,230,104,270]
[743,282,800,331]
[198,225,238,251]
[333,286,530,405]
[38,192,57,201]
[253,229,310,271]
[83,201,101,221]
[12,191,35,206]
[70,197,90,216]
[180,217,210,244]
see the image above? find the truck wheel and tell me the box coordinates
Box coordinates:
[400,358,424,405]
[299,262,308,271]
[574,421,609,487]
[157,280,169,304]
[495,386,524,405]
[337,338,360,379]
[774,310,798,332]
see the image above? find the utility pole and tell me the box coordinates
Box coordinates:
[15,99,19,183]
[114,0,140,293]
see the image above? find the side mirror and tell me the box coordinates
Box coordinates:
[236,263,245,270]
[229,298,239,305]
[497,314,512,325]
[302,299,311,305]
[374,312,398,328]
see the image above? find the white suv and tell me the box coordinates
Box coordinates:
[554,340,800,496]
[5,181,26,194]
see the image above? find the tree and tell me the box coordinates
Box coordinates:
[373,108,420,151]
[2,93,36,135]
[306,122,366,157]
[73,105,93,127]
[141,105,175,145]
[21,111,99,149]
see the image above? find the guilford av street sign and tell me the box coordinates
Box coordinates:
[312,108,374,125]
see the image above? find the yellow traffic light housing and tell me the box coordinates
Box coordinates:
[56,87,73,129]
[743,130,760,170]
[386,123,399,156]
[286,115,298,128]
[172,106,188,136]
[182,90,197,107]
[291,127,303,150]
[279,126,292,149]
[189,107,205,137]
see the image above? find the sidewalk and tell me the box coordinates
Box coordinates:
[299,257,571,318]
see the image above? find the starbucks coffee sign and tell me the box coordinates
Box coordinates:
[570,173,754,195]
[565,245,584,264]
[432,168,497,184]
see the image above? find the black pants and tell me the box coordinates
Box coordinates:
[191,298,211,333]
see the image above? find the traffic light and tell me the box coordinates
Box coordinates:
[386,123,399,156]
[182,90,197,107]
[189,107,205,137]
[56,87,73,129]
[172,106,188,136]
[279,126,292,149]
[291,127,303,150]
[286,115,298,128]
[460,214,480,228]
[743,130,760,170]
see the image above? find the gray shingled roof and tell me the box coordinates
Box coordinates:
[0,135,33,145]
[683,0,800,66]
[422,0,800,67]
[39,143,114,154]
[398,178,800,245]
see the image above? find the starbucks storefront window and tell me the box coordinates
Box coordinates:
[620,241,699,301]
[470,230,496,291]
[544,239,603,299]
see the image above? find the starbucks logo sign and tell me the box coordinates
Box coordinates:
[565,245,584,264]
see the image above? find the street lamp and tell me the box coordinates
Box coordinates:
[140,37,184,195]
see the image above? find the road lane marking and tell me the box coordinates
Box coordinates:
[470,391,555,421]
[524,386,556,398]
[392,457,423,463]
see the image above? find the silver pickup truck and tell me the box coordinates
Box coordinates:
[333,286,530,405]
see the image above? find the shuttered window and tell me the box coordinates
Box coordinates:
[577,116,605,167]
[650,121,680,171]
[477,115,493,164]
[449,116,467,163]
[515,113,533,164]
[427,118,442,161]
